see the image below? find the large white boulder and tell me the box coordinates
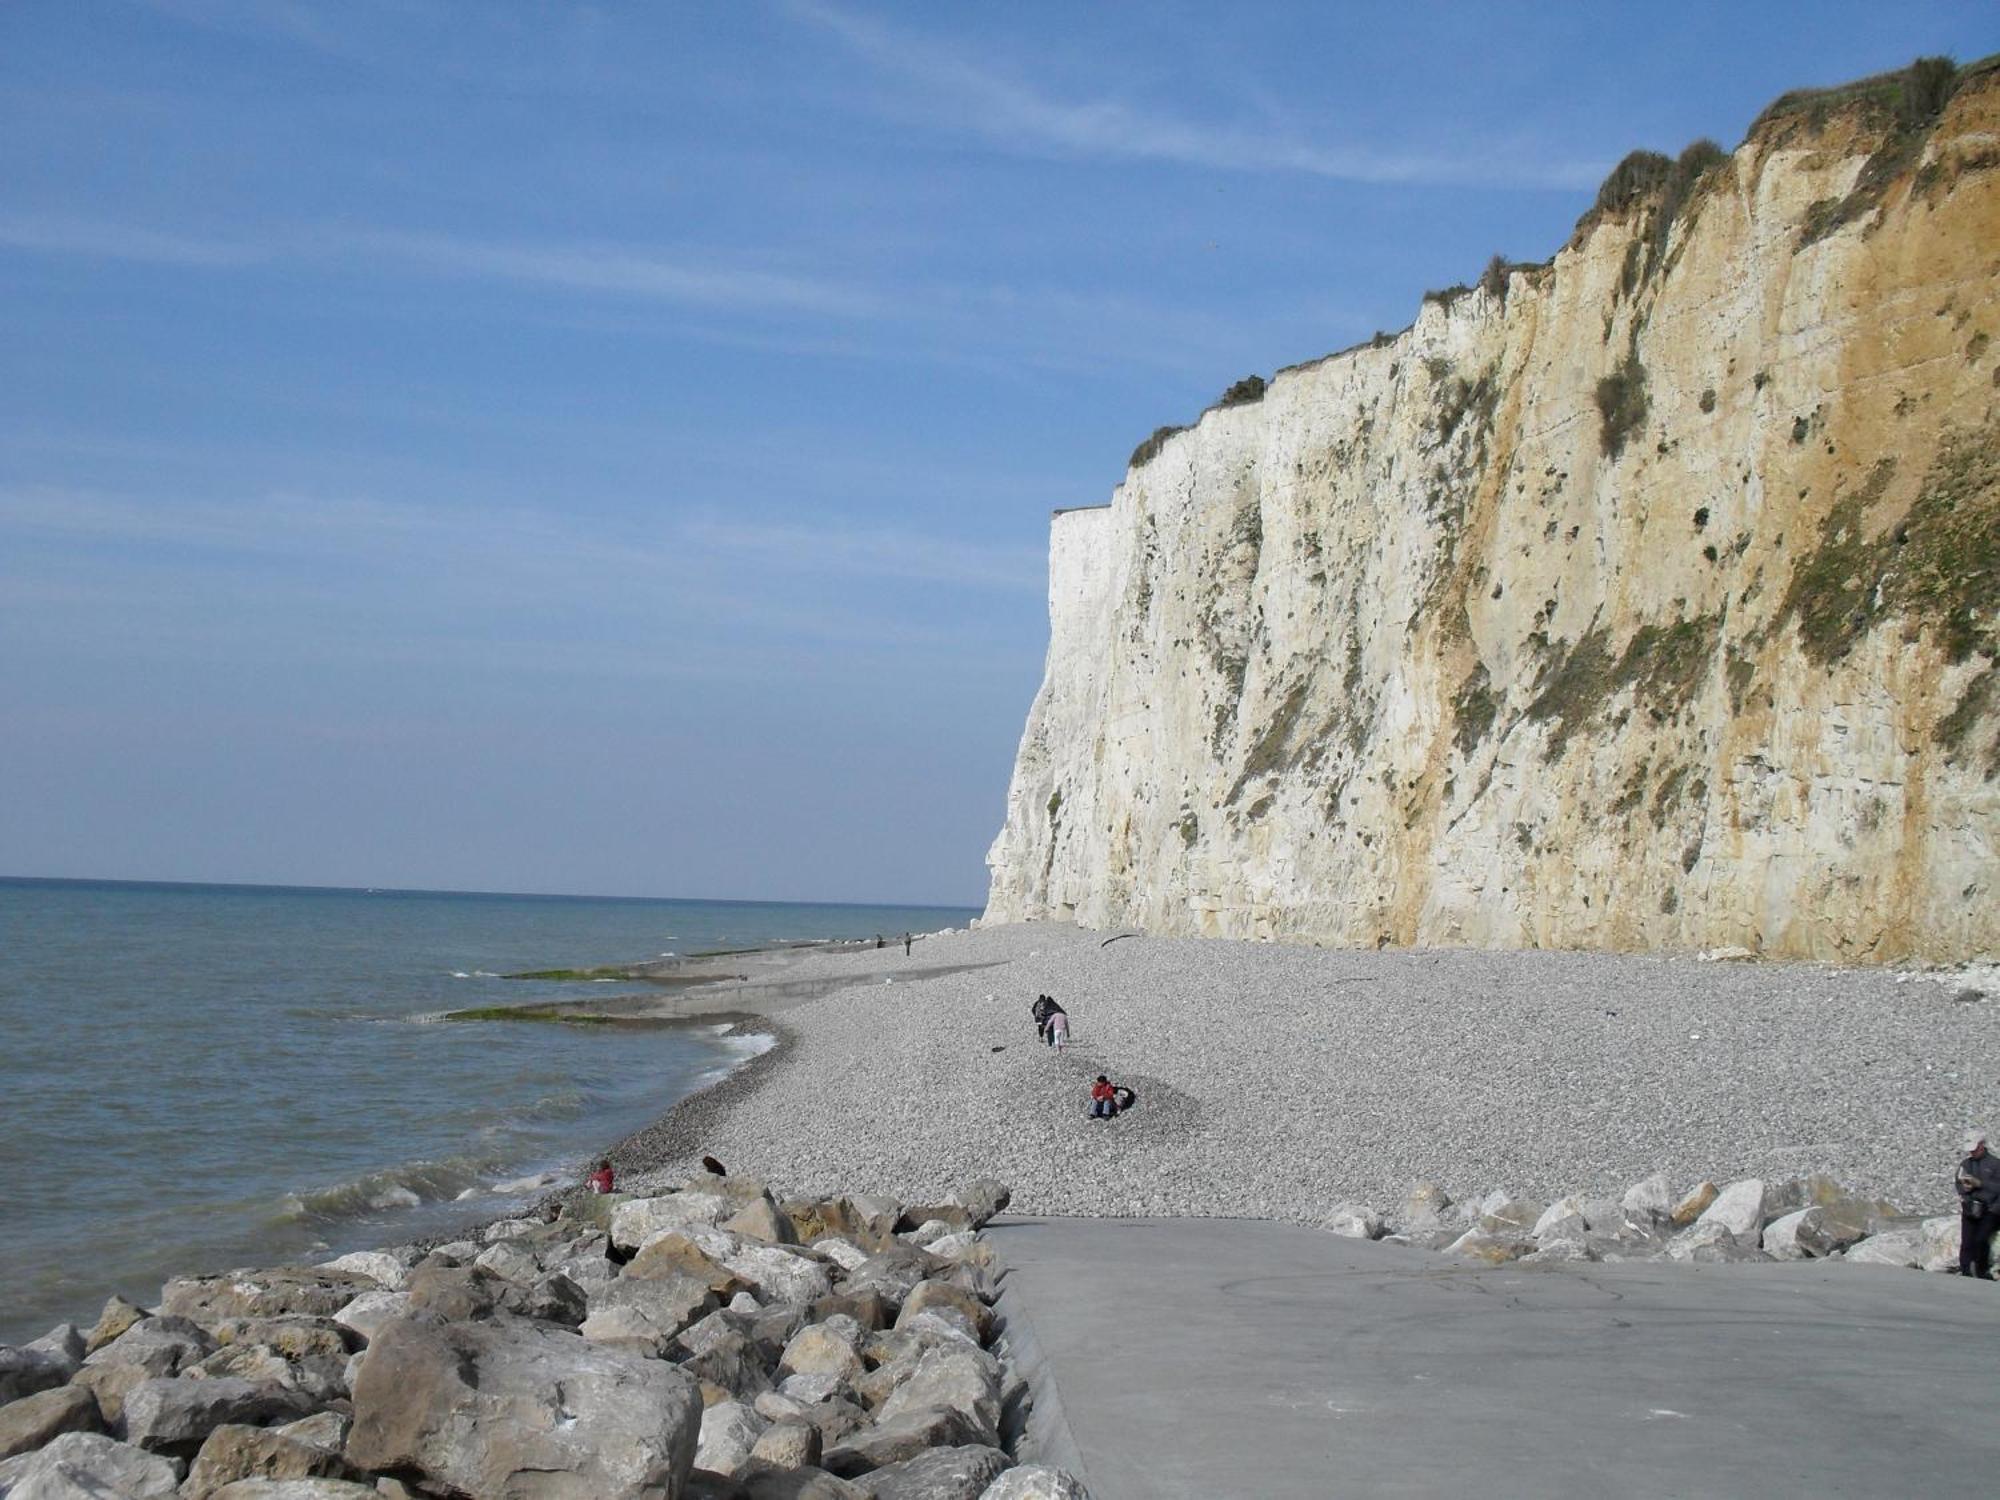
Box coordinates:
[1844,1229,1922,1268]
[1763,1207,1850,1260]
[121,1377,313,1452]
[693,1401,767,1479]
[0,1432,181,1500]
[1475,1192,1542,1233]
[83,1317,215,1376]
[332,1290,410,1346]
[1919,1215,1961,1273]
[721,1245,834,1306]
[346,1315,702,1499]
[1531,1197,1589,1244]
[0,1384,103,1462]
[1322,1203,1385,1240]
[162,1268,375,1324]
[780,1323,866,1383]
[876,1345,1003,1444]
[1445,1228,1532,1265]
[1619,1174,1673,1217]
[610,1192,735,1252]
[980,1464,1093,1499]
[1694,1179,1768,1241]
[579,1274,718,1356]
[316,1251,409,1291]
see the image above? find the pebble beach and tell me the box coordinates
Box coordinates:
[608,922,2000,1223]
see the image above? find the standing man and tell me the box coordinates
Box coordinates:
[1956,1128,2000,1279]
[903,932,912,956]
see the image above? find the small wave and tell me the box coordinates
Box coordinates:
[717,1032,777,1062]
[277,1155,496,1223]
[472,1088,589,1130]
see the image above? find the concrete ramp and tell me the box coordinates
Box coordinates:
[990,1216,2000,1498]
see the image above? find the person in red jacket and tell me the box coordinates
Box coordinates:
[1090,1076,1118,1119]
[586,1159,614,1194]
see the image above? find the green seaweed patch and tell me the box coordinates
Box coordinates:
[503,967,634,981]
[445,1006,618,1025]
[1526,614,1722,760]
[1779,426,1998,667]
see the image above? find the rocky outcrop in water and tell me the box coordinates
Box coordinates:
[986,59,2000,962]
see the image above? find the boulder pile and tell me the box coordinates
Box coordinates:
[1321,1171,1966,1272]
[0,1174,1092,1500]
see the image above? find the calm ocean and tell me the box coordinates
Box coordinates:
[0,877,975,1342]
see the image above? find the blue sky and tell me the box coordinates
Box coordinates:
[2,2,1992,905]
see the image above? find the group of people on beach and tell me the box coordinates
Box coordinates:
[1030,993,1068,1049]
[1028,993,1136,1120]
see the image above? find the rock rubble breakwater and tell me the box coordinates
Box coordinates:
[1325,1169,1971,1274]
[0,1171,1091,1500]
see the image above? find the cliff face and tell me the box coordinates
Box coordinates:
[986,64,2000,963]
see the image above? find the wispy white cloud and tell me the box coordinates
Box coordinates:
[0,482,1042,689]
[0,213,877,319]
[0,211,1286,378]
[0,214,266,268]
[790,0,1599,190]
[352,230,884,319]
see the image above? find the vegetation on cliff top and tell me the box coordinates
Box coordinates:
[1791,55,1988,247]
[1118,50,1994,491]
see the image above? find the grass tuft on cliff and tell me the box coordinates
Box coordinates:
[1594,351,1649,459]
[1527,614,1723,760]
[1779,423,2000,674]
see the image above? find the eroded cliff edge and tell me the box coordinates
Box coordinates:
[986,61,2000,963]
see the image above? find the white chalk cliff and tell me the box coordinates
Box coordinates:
[986,61,2000,962]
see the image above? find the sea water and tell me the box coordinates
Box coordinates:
[0,877,974,1341]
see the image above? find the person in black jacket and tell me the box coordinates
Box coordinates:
[1030,994,1054,1043]
[1956,1128,2000,1279]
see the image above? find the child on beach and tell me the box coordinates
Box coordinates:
[1048,1010,1069,1049]
[586,1159,614,1194]
[1030,994,1060,1043]
[1090,1076,1118,1119]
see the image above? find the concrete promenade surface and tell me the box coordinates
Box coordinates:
[990,1216,2000,1499]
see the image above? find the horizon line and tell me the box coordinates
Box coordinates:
[0,872,983,913]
